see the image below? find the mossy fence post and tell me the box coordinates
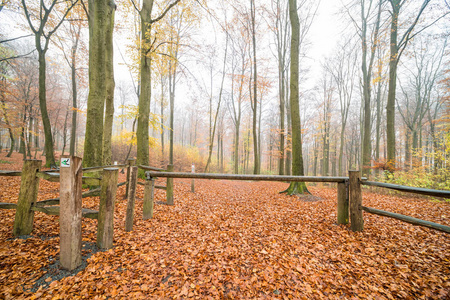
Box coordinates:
[143,172,155,220]
[166,164,174,205]
[125,158,136,199]
[97,168,119,249]
[59,155,83,271]
[125,166,138,231]
[337,181,349,225]
[13,159,42,236]
[349,170,363,232]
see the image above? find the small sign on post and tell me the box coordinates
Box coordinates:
[61,157,71,167]
[191,163,195,193]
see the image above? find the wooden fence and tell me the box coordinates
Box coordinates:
[1,162,449,268]
[145,170,450,234]
[0,158,170,270]
[0,157,129,270]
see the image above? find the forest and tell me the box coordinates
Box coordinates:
[1,1,450,299]
[0,0,449,187]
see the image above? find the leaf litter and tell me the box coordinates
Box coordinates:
[0,161,449,299]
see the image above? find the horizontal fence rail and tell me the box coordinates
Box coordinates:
[138,165,167,172]
[0,171,22,176]
[147,171,348,183]
[362,206,450,233]
[82,164,128,173]
[362,181,450,199]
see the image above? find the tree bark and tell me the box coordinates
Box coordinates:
[136,0,153,169]
[84,0,107,167]
[250,0,260,174]
[283,0,308,195]
[102,2,116,166]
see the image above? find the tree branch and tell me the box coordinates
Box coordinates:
[130,0,140,13]
[150,0,182,24]
[0,49,36,62]
[0,34,34,44]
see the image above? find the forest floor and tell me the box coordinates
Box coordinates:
[0,153,449,299]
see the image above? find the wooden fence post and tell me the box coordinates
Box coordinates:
[143,173,155,220]
[337,181,349,225]
[191,163,195,193]
[125,158,135,199]
[13,160,42,236]
[349,171,364,232]
[59,156,83,270]
[97,168,119,249]
[166,164,174,205]
[125,166,138,231]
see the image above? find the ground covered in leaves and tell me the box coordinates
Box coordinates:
[0,155,449,299]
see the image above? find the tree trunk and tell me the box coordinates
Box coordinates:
[38,50,56,167]
[283,0,308,195]
[160,75,165,162]
[136,3,152,168]
[102,3,116,166]
[84,0,107,167]
[386,0,400,172]
[70,47,77,156]
[250,0,260,175]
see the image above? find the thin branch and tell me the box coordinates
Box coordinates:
[0,34,34,44]
[130,0,140,13]
[150,0,182,24]
[0,49,36,62]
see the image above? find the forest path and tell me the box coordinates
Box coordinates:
[0,154,449,299]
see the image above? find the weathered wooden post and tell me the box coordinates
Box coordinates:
[349,171,363,231]
[125,158,135,199]
[13,160,42,236]
[59,156,83,270]
[191,163,195,193]
[143,172,155,220]
[97,168,119,249]
[166,164,174,205]
[125,166,138,231]
[337,181,349,225]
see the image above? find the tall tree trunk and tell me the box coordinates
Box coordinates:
[160,75,165,163]
[102,3,116,166]
[283,0,308,195]
[204,36,228,172]
[38,50,56,167]
[136,1,153,168]
[61,108,69,156]
[250,0,260,174]
[70,46,77,156]
[1,89,15,157]
[285,71,291,176]
[169,66,175,165]
[84,0,107,167]
[386,2,399,172]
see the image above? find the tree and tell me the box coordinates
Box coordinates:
[227,21,248,174]
[397,36,446,168]
[21,0,78,167]
[205,35,229,172]
[360,0,382,178]
[54,2,86,156]
[386,0,431,171]
[130,0,181,169]
[249,0,260,174]
[325,38,358,176]
[282,0,308,195]
[83,0,115,167]
[268,0,290,176]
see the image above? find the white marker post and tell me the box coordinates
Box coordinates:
[191,163,195,193]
